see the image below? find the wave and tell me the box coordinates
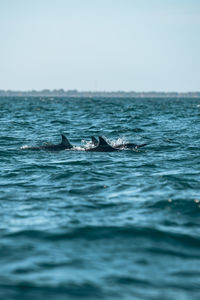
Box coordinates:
[4,225,200,249]
[146,199,200,216]
[0,281,104,299]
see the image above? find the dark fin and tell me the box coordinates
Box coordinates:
[61,134,73,148]
[98,136,110,146]
[91,136,98,146]
[135,143,147,149]
[98,136,118,151]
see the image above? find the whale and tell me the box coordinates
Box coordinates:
[91,136,147,150]
[86,137,118,152]
[23,134,73,151]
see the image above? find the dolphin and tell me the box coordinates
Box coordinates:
[115,142,147,149]
[23,134,73,151]
[91,136,147,149]
[86,136,118,152]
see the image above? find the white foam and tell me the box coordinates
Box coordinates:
[72,146,85,151]
[109,136,128,147]
[20,145,30,149]
[81,139,95,150]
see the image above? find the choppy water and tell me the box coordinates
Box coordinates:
[0,96,200,300]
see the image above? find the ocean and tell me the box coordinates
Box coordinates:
[0,96,200,299]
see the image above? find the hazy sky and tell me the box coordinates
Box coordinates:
[0,0,200,91]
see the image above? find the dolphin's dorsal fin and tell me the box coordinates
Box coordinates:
[91,136,98,146]
[98,137,117,151]
[61,134,73,148]
[98,136,110,147]
[86,136,118,152]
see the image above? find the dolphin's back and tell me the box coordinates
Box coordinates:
[90,137,147,150]
[86,137,118,152]
[23,134,73,151]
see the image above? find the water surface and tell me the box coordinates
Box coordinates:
[0,97,200,299]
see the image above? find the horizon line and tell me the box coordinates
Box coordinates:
[1,89,200,93]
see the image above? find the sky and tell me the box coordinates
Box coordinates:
[0,0,200,92]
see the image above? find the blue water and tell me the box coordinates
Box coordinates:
[1,96,200,300]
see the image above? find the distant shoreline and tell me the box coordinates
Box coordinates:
[0,89,200,98]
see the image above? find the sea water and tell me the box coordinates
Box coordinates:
[0,97,200,299]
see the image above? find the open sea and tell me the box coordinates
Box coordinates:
[0,96,200,300]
